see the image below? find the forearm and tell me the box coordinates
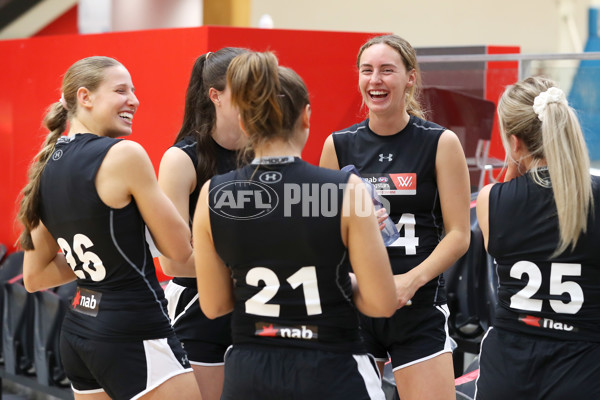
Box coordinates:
[159,252,196,278]
[401,229,470,287]
[23,251,77,293]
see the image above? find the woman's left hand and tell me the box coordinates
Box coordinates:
[393,272,419,309]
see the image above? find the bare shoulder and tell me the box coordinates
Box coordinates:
[438,129,463,150]
[160,146,195,173]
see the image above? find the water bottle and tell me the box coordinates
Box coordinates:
[341,165,400,246]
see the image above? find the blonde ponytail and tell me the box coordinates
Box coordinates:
[17,102,68,249]
[16,56,123,249]
[498,76,593,256]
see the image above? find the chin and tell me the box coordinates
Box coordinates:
[106,128,132,138]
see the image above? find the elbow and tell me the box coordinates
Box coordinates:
[161,244,192,265]
[372,300,397,318]
[200,304,230,320]
[23,273,42,293]
[356,296,397,318]
[457,231,471,258]
[157,256,176,278]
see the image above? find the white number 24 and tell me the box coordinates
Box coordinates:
[510,261,583,314]
[245,266,322,317]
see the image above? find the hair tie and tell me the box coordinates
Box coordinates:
[206,51,213,61]
[59,92,69,110]
[532,87,567,121]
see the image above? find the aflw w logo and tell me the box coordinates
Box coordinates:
[390,173,417,195]
[397,175,413,187]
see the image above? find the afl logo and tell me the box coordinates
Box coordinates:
[209,180,279,220]
[258,171,282,184]
[378,177,388,183]
[52,149,63,161]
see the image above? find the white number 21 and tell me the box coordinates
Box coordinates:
[245,266,322,317]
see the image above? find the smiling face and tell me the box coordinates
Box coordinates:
[358,43,416,118]
[87,65,139,138]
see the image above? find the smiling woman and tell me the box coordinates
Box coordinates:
[16,56,201,400]
[320,34,471,400]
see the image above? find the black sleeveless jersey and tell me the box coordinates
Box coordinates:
[209,158,365,353]
[489,172,600,341]
[171,136,237,288]
[39,133,173,341]
[333,116,446,305]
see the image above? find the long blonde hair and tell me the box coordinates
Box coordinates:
[497,76,593,256]
[17,56,123,250]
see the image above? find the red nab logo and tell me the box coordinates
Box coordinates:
[72,287,102,317]
[257,324,279,337]
[389,173,417,195]
[518,314,577,332]
[255,322,318,340]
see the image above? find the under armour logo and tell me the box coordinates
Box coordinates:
[259,171,282,184]
[379,153,393,162]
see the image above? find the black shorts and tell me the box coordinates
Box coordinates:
[360,304,453,370]
[221,344,385,400]
[164,281,232,365]
[476,327,600,400]
[60,330,192,400]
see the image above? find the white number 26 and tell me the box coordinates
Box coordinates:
[57,234,106,282]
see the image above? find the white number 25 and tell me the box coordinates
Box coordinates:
[510,261,583,314]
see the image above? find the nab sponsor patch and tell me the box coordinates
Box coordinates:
[255,322,318,340]
[71,287,102,317]
[518,314,577,332]
[361,173,417,195]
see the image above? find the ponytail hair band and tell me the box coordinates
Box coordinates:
[532,87,567,121]
[59,93,69,110]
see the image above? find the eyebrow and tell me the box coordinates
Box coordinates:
[114,83,135,92]
[359,63,398,69]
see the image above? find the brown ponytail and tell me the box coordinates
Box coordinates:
[227,52,283,148]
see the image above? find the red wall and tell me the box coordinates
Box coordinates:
[486,45,521,162]
[0,26,386,254]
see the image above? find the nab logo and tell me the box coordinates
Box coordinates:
[519,315,577,332]
[72,287,102,317]
[255,322,318,340]
[378,153,393,162]
[52,149,63,161]
[258,171,282,184]
[209,180,279,220]
[390,173,417,194]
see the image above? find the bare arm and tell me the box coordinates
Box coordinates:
[193,180,235,319]
[343,175,396,317]
[157,147,197,277]
[393,130,471,307]
[319,135,340,170]
[23,221,78,293]
[476,184,493,251]
[97,140,192,263]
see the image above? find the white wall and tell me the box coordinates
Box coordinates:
[250,0,595,54]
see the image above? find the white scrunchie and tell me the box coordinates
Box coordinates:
[59,92,69,110]
[532,87,567,121]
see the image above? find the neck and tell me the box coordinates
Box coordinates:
[368,110,411,136]
[253,138,302,159]
[212,126,246,151]
[68,118,95,137]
